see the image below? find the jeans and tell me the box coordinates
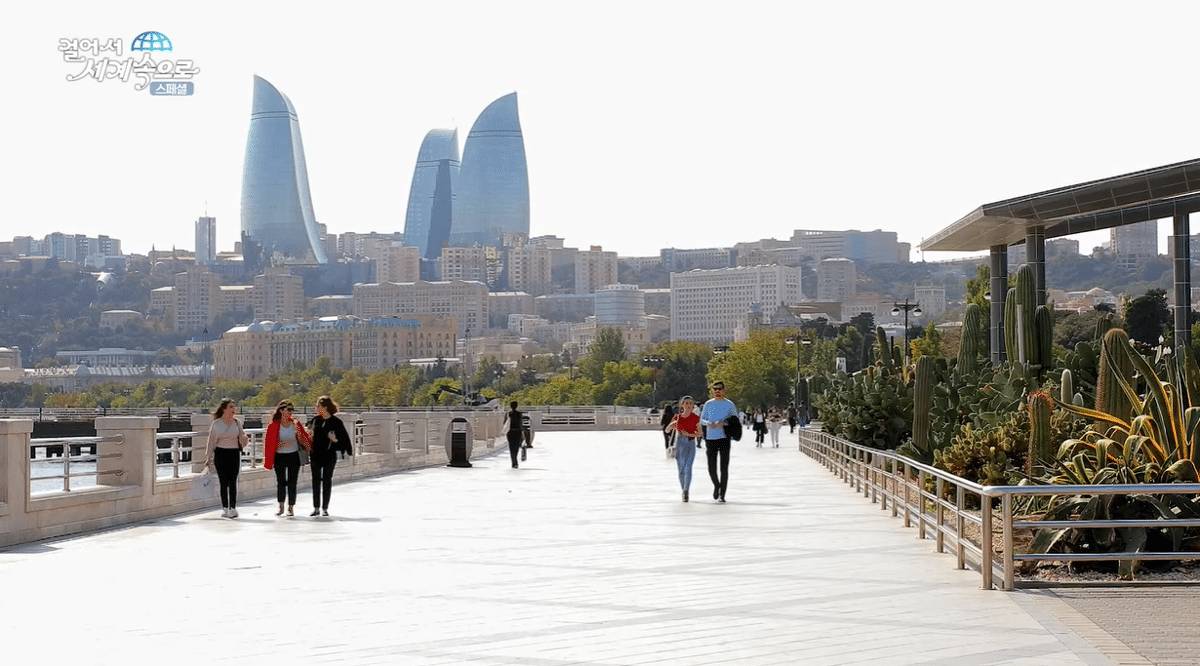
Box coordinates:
[675,436,696,491]
[274,451,300,505]
[507,432,523,467]
[214,447,240,509]
[705,438,731,498]
[311,455,337,509]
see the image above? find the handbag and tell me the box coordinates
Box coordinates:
[665,431,677,459]
[188,470,217,501]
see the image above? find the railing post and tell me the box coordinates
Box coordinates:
[935,477,945,553]
[890,459,898,518]
[955,485,966,569]
[902,463,911,528]
[95,416,158,492]
[0,419,33,512]
[1001,493,1015,591]
[980,492,994,590]
[917,469,927,539]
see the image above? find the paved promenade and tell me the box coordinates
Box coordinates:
[0,431,1137,664]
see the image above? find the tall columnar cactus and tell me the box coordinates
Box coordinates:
[1095,312,1116,341]
[1096,327,1135,419]
[1034,304,1054,370]
[958,303,983,374]
[912,355,934,454]
[1027,390,1054,477]
[1003,287,1018,363]
[861,331,873,369]
[891,342,902,369]
[1060,369,1074,404]
[877,327,892,371]
[1013,265,1039,366]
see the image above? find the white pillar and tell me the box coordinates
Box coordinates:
[0,419,33,518]
[190,413,213,473]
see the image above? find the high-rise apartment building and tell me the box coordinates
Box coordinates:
[173,264,221,333]
[374,244,421,284]
[816,257,857,302]
[452,93,530,247]
[913,284,947,319]
[438,246,489,282]
[352,280,487,336]
[670,265,803,342]
[575,245,618,295]
[195,216,216,265]
[403,129,460,259]
[1111,220,1158,269]
[505,243,553,295]
[252,269,305,322]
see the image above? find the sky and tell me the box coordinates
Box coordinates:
[2,1,1196,259]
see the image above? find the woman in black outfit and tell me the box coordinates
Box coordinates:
[503,401,524,469]
[659,403,675,449]
[307,395,352,517]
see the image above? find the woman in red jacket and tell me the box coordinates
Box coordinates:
[264,400,310,517]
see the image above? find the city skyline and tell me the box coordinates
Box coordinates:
[7,2,1200,259]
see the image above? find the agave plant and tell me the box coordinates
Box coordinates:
[1028,337,1200,578]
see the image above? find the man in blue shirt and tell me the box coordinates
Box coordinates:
[700,381,738,502]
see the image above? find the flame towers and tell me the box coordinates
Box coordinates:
[450,93,530,247]
[403,129,460,259]
[240,75,328,264]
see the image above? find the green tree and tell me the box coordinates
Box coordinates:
[577,328,628,382]
[911,323,944,360]
[594,361,655,405]
[1123,288,1170,345]
[706,330,794,409]
[834,327,865,373]
[646,341,712,405]
[470,356,506,391]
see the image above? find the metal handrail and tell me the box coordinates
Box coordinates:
[800,427,1200,590]
[29,435,124,493]
[155,431,199,480]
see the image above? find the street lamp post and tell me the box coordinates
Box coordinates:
[785,334,812,417]
[641,354,665,403]
[890,298,923,366]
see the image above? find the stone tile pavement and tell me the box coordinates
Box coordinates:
[0,431,1139,664]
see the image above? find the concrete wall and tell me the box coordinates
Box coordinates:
[0,410,504,549]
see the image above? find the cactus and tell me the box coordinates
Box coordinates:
[877,327,892,371]
[1014,265,1038,365]
[1096,328,1135,420]
[958,303,983,374]
[1034,304,1053,370]
[1094,312,1116,341]
[1072,392,1084,406]
[1027,390,1054,478]
[912,355,934,454]
[1003,287,1018,363]
[861,331,873,369]
[891,342,902,369]
[1060,369,1074,404]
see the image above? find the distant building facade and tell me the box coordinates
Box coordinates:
[816,257,857,302]
[352,280,487,336]
[575,246,619,295]
[670,265,803,342]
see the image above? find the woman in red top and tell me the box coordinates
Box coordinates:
[264,400,310,517]
[665,396,701,502]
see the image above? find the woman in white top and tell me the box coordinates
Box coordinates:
[204,399,247,518]
[766,409,784,448]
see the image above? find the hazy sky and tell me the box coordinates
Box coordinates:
[4,1,1196,259]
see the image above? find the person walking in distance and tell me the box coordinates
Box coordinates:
[753,408,767,447]
[767,409,784,448]
[659,402,675,450]
[787,405,798,434]
[665,396,701,502]
[700,382,738,503]
[308,396,352,517]
[264,400,309,518]
[503,401,524,469]
[204,398,248,518]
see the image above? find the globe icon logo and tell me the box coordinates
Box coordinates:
[131,31,173,52]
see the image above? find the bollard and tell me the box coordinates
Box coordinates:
[446,417,473,468]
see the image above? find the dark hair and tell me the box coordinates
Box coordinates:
[317,395,339,415]
[711,382,725,390]
[271,400,294,423]
[509,400,519,411]
[212,398,236,419]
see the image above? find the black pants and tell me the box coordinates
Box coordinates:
[311,455,337,509]
[214,447,240,509]
[663,430,673,449]
[274,451,300,506]
[507,432,523,467]
[788,418,796,433]
[705,438,731,498]
[755,426,766,443]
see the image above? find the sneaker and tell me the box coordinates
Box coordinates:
[276,504,284,517]
[683,490,689,502]
[221,508,230,518]
[310,509,320,517]
[287,506,294,517]
[713,488,719,500]
[719,497,726,504]
[321,509,329,517]
[229,508,239,518]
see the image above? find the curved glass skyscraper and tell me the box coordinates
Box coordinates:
[452,93,529,247]
[240,75,328,264]
[403,129,460,259]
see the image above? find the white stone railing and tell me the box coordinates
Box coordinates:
[0,410,504,548]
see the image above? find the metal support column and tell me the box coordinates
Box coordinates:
[1024,225,1046,306]
[1172,211,1193,351]
[989,245,1008,364]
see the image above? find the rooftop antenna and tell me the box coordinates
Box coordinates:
[204,200,208,216]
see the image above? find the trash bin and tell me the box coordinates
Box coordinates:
[446,417,473,468]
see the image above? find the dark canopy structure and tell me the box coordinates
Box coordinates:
[920,158,1200,360]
